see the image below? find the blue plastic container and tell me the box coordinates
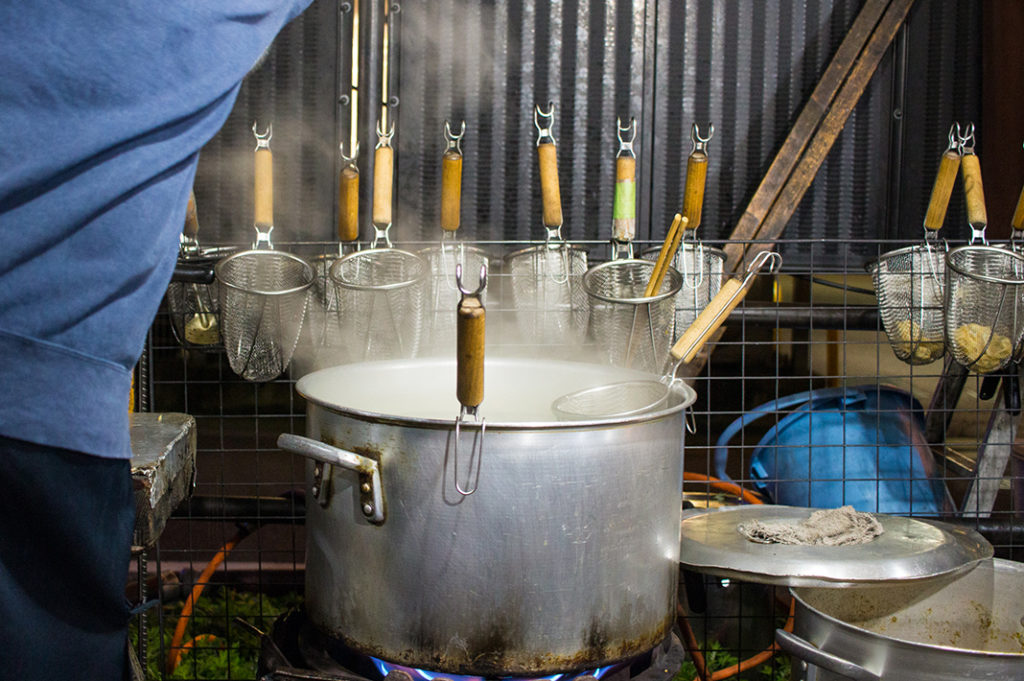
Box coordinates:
[713,386,950,515]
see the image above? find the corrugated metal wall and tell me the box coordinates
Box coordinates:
[192,0,981,265]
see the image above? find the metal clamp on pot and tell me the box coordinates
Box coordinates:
[277,433,385,524]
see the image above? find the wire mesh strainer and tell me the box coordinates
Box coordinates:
[214,123,315,381]
[942,126,1024,374]
[868,244,948,365]
[867,126,964,365]
[554,251,781,420]
[419,243,489,355]
[216,250,314,381]
[583,259,683,373]
[306,247,367,370]
[167,250,234,351]
[506,242,589,347]
[551,378,677,420]
[945,245,1024,374]
[643,241,725,344]
[166,192,235,351]
[329,247,428,361]
[506,103,589,348]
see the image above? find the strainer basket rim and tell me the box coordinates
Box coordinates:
[639,243,727,260]
[214,249,315,296]
[582,258,682,304]
[864,243,947,275]
[328,247,428,292]
[418,243,493,259]
[503,241,590,263]
[550,379,672,420]
[945,244,1024,286]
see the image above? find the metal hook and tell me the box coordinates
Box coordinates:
[946,122,961,153]
[746,249,782,277]
[340,140,360,165]
[690,122,714,154]
[616,116,637,157]
[252,121,272,149]
[685,407,697,435]
[534,102,556,145]
[680,240,706,291]
[376,119,395,148]
[957,121,976,155]
[453,413,484,496]
[444,119,466,154]
[455,262,488,298]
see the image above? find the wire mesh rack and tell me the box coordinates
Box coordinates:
[136,235,1023,681]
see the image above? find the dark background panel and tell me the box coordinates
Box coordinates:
[190,0,982,264]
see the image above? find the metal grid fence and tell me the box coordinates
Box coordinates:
[138,234,1023,680]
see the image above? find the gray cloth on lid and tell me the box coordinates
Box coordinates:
[737,505,884,546]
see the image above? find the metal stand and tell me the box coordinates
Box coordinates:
[960,365,1021,517]
[129,411,198,678]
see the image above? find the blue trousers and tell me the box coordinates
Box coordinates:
[0,436,133,680]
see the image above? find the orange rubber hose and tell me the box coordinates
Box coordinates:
[166,526,251,674]
[180,634,219,655]
[677,602,709,681]
[678,589,795,680]
[683,471,765,505]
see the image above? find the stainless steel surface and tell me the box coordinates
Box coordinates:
[130,412,196,548]
[786,558,1024,680]
[775,629,881,681]
[288,357,696,675]
[582,259,681,373]
[678,505,992,587]
[215,249,314,381]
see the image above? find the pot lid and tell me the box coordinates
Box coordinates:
[679,505,993,587]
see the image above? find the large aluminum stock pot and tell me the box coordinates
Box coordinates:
[278,357,696,676]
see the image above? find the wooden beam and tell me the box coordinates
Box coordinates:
[722,0,893,273]
[685,0,916,377]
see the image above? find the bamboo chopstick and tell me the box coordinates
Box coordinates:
[644,213,687,297]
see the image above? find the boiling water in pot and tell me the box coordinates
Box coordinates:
[297,356,683,422]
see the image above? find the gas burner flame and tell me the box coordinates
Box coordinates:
[371,657,615,681]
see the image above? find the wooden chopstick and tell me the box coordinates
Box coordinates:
[644,213,687,297]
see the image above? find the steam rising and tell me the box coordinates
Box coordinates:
[194,1,660,382]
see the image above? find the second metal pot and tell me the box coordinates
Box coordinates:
[778,558,1024,680]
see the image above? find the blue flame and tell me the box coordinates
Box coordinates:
[370,657,617,681]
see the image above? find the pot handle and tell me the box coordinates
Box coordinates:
[277,433,385,524]
[775,629,881,681]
